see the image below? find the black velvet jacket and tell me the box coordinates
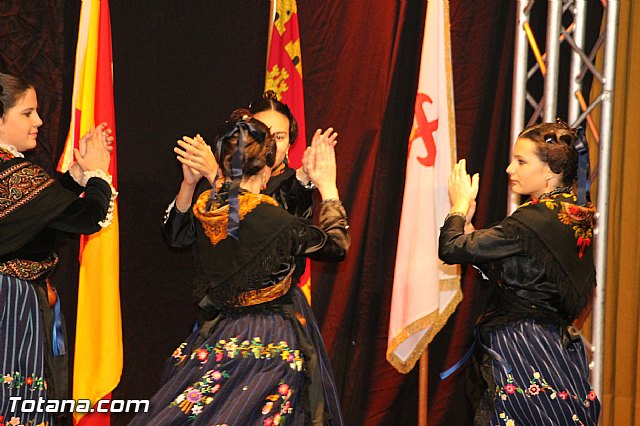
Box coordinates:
[263,166,314,220]
[439,193,596,327]
[164,191,349,309]
[1,151,112,401]
[0,154,111,268]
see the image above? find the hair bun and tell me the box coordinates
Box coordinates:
[263,90,278,101]
[229,108,251,122]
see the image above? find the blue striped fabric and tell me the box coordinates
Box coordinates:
[1,274,52,425]
[489,320,600,425]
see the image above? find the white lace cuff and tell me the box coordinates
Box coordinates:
[82,169,118,228]
[81,169,111,186]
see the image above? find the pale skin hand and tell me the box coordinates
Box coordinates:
[69,122,114,179]
[73,125,111,172]
[448,159,479,232]
[296,127,338,184]
[174,134,219,184]
[306,133,339,200]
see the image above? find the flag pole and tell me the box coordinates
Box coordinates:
[266,0,275,70]
[419,350,428,426]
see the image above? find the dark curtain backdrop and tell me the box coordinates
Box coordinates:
[1,1,575,425]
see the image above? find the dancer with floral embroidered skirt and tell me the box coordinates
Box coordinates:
[439,120,600,425]
[165,92,343,424]
[130,112,348,425]
[0,72,116,425]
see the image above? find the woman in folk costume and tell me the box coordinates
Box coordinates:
[132,112,348,425]
[439,119,600,425]
[166,93,343,423]
[0,72,115,425]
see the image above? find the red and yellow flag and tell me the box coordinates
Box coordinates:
[265,0,312,303]
[58,1,122,424]
[387,0,461,374]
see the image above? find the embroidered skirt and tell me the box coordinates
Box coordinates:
[488,320,600,426]
[0,274,52,426]
[129,285,343,426]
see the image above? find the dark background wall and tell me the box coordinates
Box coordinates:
[2,1,599,425]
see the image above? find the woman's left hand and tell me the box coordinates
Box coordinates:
[297,127,338,184]
[175,134,218,184]
[74,125,111,172]
[448,159,479,214]
[307,133,339,200]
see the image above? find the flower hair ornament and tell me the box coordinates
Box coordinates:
[206,117,268,239]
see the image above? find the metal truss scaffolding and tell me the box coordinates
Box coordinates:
[510,0,620,396]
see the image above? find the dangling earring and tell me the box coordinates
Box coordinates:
[545,176,551,189]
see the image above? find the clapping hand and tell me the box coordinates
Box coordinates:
[448,159,479,231]
[175,134,218,185]
[305,130,339,200]
[70,123,113,180]
[297,128,338,184]
[74,124,111,173]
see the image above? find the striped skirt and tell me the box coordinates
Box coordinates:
[488,320,600,426]
[0,274,52,426]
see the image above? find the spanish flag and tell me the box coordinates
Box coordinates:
[265,0,312,303]
[58,1,122,424]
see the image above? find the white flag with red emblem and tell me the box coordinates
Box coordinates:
[386,0,461,374]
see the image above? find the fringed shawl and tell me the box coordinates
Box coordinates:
[503,193,596,320]
[192,190,308,309]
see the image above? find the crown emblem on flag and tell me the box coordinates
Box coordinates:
[284,40,302,77]
[274,0,297,35]
[265,65,290,100]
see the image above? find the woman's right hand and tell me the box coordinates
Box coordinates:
[74,125,111,172]
[448,159,479,215]
[180,163,201,186]
[306,133,339,200]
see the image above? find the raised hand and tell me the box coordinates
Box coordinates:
[448,159,479,216]
[318,127,338,147]
[175,134,218,184]
[297,128,339,184]
[307,131,339,200]
[77,123,113,157]
[74,125,111,173]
